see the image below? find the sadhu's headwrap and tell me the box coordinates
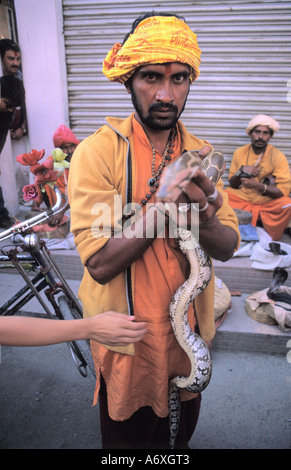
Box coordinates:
[53,124,80,148]
[103,16,201,84]
[246,114,280,136]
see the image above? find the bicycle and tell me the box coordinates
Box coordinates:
[0,187,95,378]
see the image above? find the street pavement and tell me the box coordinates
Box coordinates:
[0,261,290,450]
[0,339,290,450]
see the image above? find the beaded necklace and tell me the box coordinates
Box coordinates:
[140,127,176,207]
[123,127,176,219]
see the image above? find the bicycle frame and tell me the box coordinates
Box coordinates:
[0,235,82,320]
[0,187,63,242]
[0,187,94,377]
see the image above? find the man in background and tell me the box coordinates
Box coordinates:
[0,39,27,140]
[0,74,24,228]
[32,124,80,229]
[0,38,29,207]
[225,114,291,240]
[47,124,80,227]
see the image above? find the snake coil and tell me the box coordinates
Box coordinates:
[157,149,224,449]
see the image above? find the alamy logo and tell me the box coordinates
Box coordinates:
[90,196,200,245]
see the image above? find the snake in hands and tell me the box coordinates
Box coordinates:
[156,149,224,449]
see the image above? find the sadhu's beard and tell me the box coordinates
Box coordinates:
[130,87,188,130]
[253,139,268,150]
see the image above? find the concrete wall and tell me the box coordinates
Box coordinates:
[14,0,69,155]
[0,0,69,215]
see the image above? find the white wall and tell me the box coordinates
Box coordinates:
[14,0,69,156]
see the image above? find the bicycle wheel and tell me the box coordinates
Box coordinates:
[57,295,96,378]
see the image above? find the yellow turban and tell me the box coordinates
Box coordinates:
[103,16,201,84]
[246,114,280,135]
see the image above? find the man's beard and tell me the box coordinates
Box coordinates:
[252,139,268,151]
[130,87,188,130]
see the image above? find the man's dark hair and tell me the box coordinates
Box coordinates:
[0,74,24,108]
[0,39,21,60]
[122,11,186,44]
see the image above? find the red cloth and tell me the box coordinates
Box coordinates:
[53,124,80,148]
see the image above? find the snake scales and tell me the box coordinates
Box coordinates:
[156,149,224,449]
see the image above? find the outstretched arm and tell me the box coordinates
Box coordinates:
[0,313,147,347]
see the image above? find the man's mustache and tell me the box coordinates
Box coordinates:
[149,103,178,113]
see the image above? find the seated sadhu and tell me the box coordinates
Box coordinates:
[224,114,291,241]
[30,125,80,236]
[44,125,80,227]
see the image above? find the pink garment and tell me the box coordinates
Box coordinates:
[53,125,80,148]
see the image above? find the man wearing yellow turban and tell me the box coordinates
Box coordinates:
[103,14,201,84]
[225,114,291,240]
[68,11,239,449]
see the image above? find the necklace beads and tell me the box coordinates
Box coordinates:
[140,128,176,207]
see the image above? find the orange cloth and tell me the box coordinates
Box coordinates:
[103,16,201,84]
[68,113,240,421]
[32,169,69,233]
[225,143,291,240]
[45,168,69,204]
[225,191,291,241]
[35,165,69,232]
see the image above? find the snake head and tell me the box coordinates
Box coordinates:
[201,150,225,182]
[156,147,224,203]
[156,150,202,202]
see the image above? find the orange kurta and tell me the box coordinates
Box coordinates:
[92,120,198,421]
[68,114,240,422]
[225,143,291,240]
[32,165,69,233]
[44,167,69,207]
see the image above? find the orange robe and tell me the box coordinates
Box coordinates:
[68,114,240,422]
[33,166,69,233]
[44,167,69,207]
[92,121,199,420]
[225,144,291,240]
